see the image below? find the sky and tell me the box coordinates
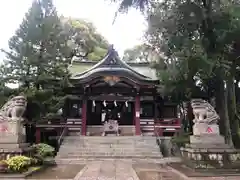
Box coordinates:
[0,0,147,60]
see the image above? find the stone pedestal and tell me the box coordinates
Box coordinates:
[193,123,220,136]
[0,120,32,160]
[190,135,225,147]
[181,134,240,169]
[182,99,240,170]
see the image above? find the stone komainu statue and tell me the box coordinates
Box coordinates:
[191,99,219,124]
[0,96,27,122]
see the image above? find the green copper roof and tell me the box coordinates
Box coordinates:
[69,63,92,75]
[68,45,158,81]
[69,61,158,80]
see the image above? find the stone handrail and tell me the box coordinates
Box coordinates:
[57,125,68,148]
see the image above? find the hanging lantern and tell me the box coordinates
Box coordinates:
[114,100,117,107]
[92,100,96,107]
[125,101,128,107]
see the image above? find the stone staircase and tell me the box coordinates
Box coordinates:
[55,136,163,164]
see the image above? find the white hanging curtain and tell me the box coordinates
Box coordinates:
[103,100,107,107]
[125,101,128,107]
[92,100,96,107]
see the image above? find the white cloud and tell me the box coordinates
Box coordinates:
[0,0,146,60]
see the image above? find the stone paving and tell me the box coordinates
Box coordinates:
[71,160,240,180]
[74,160,139,180]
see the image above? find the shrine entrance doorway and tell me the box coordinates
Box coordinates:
[86,100,134,126]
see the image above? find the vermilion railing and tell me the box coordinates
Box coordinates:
[154,118,181,136]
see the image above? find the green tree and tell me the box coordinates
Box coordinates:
[2,0,71,119]
[61,17,109,61]
[123,44,159,62]
[111,0,240,146]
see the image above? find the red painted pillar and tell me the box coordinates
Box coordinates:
[35,128,41,143]
[81,99,87,135]
[135,95,141,135]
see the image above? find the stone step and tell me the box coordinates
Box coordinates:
[55,157,181,165]
[63,136,157,141]
[58,154,162,157]
[57,155,162,159]
[56,154,162,159]
[76,138,158,140]
[57,151,162,155]
[58,152,161,156]
[64,139,157,141]
[62,141,158,145]
[58,149,160,152]
[76,140,158,142]
[58,148,161,152]
[58,149,160,153]
[63,139,157,142]
[58,147,160,151]
[57,136,163,161]
[61,144,158,147]
[59,143,158,149]
[57,151,162,156]
[62,143,158,149]
[60,142,160,146]
[58,153,161,157]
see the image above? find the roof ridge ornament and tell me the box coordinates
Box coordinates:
[107,44,119,65]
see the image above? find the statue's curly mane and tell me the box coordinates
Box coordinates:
[0,96,27,120]
[191,99,219,124]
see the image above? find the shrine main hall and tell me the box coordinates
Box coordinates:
[35,45,180,139]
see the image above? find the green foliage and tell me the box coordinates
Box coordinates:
[5,156,31,172]
[0,1,110,120]
[122,44,159,62]
[3,0,71,86]
[62,17,109,61]
[112,0,240,144]
[110,0,149,13]
[0,0,72,119]
[171,133,190,148]
[32,143,55,159]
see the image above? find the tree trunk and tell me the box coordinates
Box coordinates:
[186,101,194,134]
[215,78,225,136]
[218,79,233,146]
[227,77,240,147]
[180,102,188,133]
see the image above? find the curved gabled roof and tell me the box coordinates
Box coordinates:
[72,45,158,83]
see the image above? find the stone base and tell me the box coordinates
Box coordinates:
[0,135,32,160]
[193,123,220,136]
[0,143,30,150]
[190,135,226,147]
[0,144,33,160]
[180,144,240,169]
[0,134,26,144]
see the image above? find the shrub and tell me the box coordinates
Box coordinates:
[32,143,55,159]
[171,133,190,148]
[5,156,31,172]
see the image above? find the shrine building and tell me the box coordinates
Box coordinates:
[35,45,180,141]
